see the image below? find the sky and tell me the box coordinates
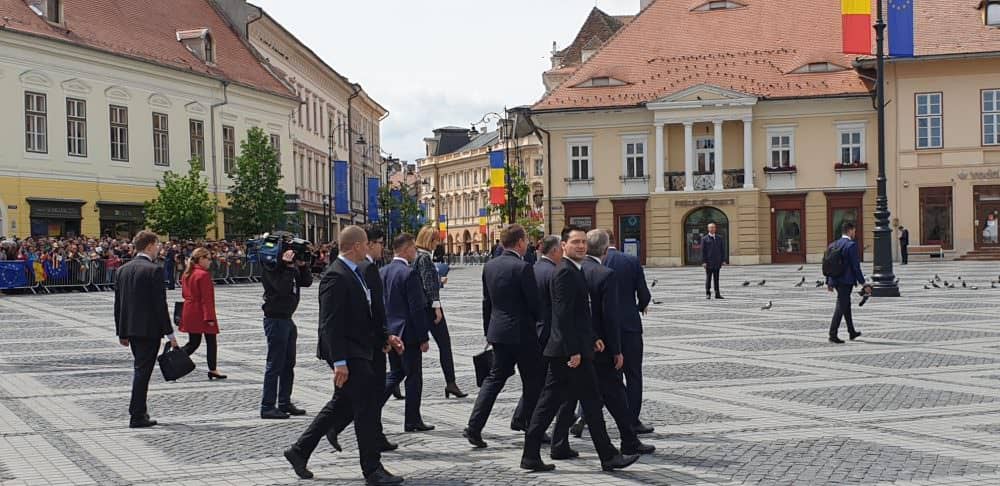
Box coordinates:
[252,0,641,164]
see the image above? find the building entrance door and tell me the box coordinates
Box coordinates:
[770,194,807,264]
[683,206,728,266]
[974,185,1000,249]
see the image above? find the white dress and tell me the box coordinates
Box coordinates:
[984,219,998,244]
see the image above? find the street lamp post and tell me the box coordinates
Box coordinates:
[870,0,899,297]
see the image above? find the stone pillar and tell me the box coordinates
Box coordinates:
[713,120,724,190]
[743,117,754,189]
[683,121,694,192]
[655,122,666,193]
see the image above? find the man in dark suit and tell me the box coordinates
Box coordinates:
[604,231,652,434]
[826,222,870,344]
[520,226,639,473]
[114,231,178,429]
[463,224,542,449]
[898,226,909,264]
[284,226,402,485]
[701,222,727,299]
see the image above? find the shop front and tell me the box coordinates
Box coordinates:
[563,200,597,231]
[826,191,865,260]
[973,185,1000,248]
[98,202,144,239]
[612,198,647,264]
[769,194,807,264]
[27,198,84,238]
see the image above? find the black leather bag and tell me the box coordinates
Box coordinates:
[173,302,183,327]
[158,342,195,382]
[473,345,494,388]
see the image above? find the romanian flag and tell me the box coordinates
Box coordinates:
[841,0,872,55]
[479,208,488,234]
[438,214,447,242]
[489,151,506,205]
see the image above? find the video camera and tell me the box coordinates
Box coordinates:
[259,231,313,269]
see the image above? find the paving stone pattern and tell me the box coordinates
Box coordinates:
[1,261,1000,485]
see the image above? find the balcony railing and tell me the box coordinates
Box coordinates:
[663,169,745,191]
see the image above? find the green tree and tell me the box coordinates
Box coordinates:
[489,159,532,224]
[227,127,285,237]
[378,182,427,239]
[144,159,217,239]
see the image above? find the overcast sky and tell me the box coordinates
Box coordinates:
[253,0,641,163]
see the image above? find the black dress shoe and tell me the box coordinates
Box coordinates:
[391,384,404,400]
[601,453,640,471]
[550,447,579,460]
[378,438,399,452]
[520,457,556,472]
[633,422,655,434]
[279,403,307,416]
[570,418,586,438]
[283,447,313,479]
[207,371,228,380]
[463,427,487,448]
[715,294,724,299]
[327,431,342,452]
[404,422,435,432]
[706,294,712,300]
[261,409,290,420]
[128,416,157,428]
[509,420,526,432]
[849,331,862,341]
[829,336,845,344]
[365,467,404,485]
[622,442,656,455]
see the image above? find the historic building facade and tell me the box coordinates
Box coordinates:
[0,0,297,240]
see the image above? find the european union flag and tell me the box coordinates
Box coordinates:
[888,0,914,57]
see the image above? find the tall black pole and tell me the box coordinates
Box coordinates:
[326,136,333,243]
[871,0,899,297]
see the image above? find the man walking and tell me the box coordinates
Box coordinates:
[898,226,909,264]
[604,231,652,433]
[825,222,870,344]
[520,226,638,473]
[284,226,402,485]
[115,231,178,428]
[701,223,726,299]
[260,239,313,419]
[464,224,541,449]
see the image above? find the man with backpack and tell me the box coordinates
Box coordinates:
[822,222,870,344]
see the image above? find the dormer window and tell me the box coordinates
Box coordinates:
[176,28,216,65]
[987,1,1000,27]
[791,62,849,74]
[574,76,626,88]
[693,0,744,11]
[28,0,62,24]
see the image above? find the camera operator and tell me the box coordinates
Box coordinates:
[260,248,313,419]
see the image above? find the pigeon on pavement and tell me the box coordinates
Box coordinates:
[742,281,751,286]
[931,281,941,288]
[757,280,766,286]
[796,265,803,271]
[815,280,825,288]
[760,301,772,310]
[794,277,805,287]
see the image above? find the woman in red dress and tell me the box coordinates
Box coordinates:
[180,248,226,380]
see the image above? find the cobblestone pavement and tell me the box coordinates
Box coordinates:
[1,261,1000,485]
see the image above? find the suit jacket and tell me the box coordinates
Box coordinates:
[380,258,429,345]
[317,257,384,368]
[481,250,540,345]
[360,257,389,348]
[604,248,650,334]
[581,256,621,356]
[533,257,558,347]
[545,259,596,360]
[701,233,727,269]
[826,237,865,287]
[114,255,172,339]
[899,229,909,246]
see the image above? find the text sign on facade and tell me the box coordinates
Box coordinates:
[675,198,736,207]
[958,169,1000,181]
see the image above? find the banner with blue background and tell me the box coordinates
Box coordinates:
[334,161,349,214]
[888,0,914,57]
[367,177,381,222]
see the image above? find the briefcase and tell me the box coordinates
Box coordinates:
[158,342,195,382]
[473,345,493,388]
[173,302,183,327]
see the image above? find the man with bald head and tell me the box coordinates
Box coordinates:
[284,226,402,485]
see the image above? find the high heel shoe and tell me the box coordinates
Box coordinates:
[207,372,228,380]
[444,382,467,398]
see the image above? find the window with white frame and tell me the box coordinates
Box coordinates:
[696,137,715,173]
[25,92,47,153]
[767,128,794,168]
[986,1,1000,26]
[983,89,1000,145]
[623,138,646,178]
[915,92,942,149]
[189,119,204,168]
[152,112,169,166]
[568,140,591,181]
[109,105,128,162]
[222,125,235,173]
[534,158,543,177]
[837,124,865,165]
[66,98,86,157]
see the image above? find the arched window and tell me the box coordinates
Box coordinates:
[683,207,729,265]
[204,34,215,63]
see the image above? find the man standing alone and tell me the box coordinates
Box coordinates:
[898,226,909,265]
[701,223,726,299]
[114,230,178,428]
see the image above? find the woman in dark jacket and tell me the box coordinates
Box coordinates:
[414,227,466,398]
[180,248,226,380]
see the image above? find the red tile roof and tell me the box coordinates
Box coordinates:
[551,7,631,71]
[535,0,1000,111]
[0,0,294,99]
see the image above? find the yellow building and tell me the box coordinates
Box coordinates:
[0,0,297,240]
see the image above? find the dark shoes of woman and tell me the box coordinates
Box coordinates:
[444,382,467,398]
[207,371,228,380]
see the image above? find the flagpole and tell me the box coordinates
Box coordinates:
[871,0,899,297]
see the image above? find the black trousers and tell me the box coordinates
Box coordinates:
[523,358,617,462]
[620,331,644,426]
[830,284,858,338]
[326,349,388,446]
[383,342,424,426]
[428,310,456,383]
[182,333,217,371]
[900,244,908,264]
[128,337,160,418]
[467,342,543,433]
[512,357,549,428]
[705,266,721,296]
[552,354,640,452]
[293,357,382,477]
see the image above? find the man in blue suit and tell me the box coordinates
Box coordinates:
[701,223,727,299]
[604,231,652,434]
[380,233,433,430]
[826,222,870,344]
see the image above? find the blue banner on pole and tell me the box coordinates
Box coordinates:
[334,161,349,214]
[367,177,381,222]
[888,0,914,57]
